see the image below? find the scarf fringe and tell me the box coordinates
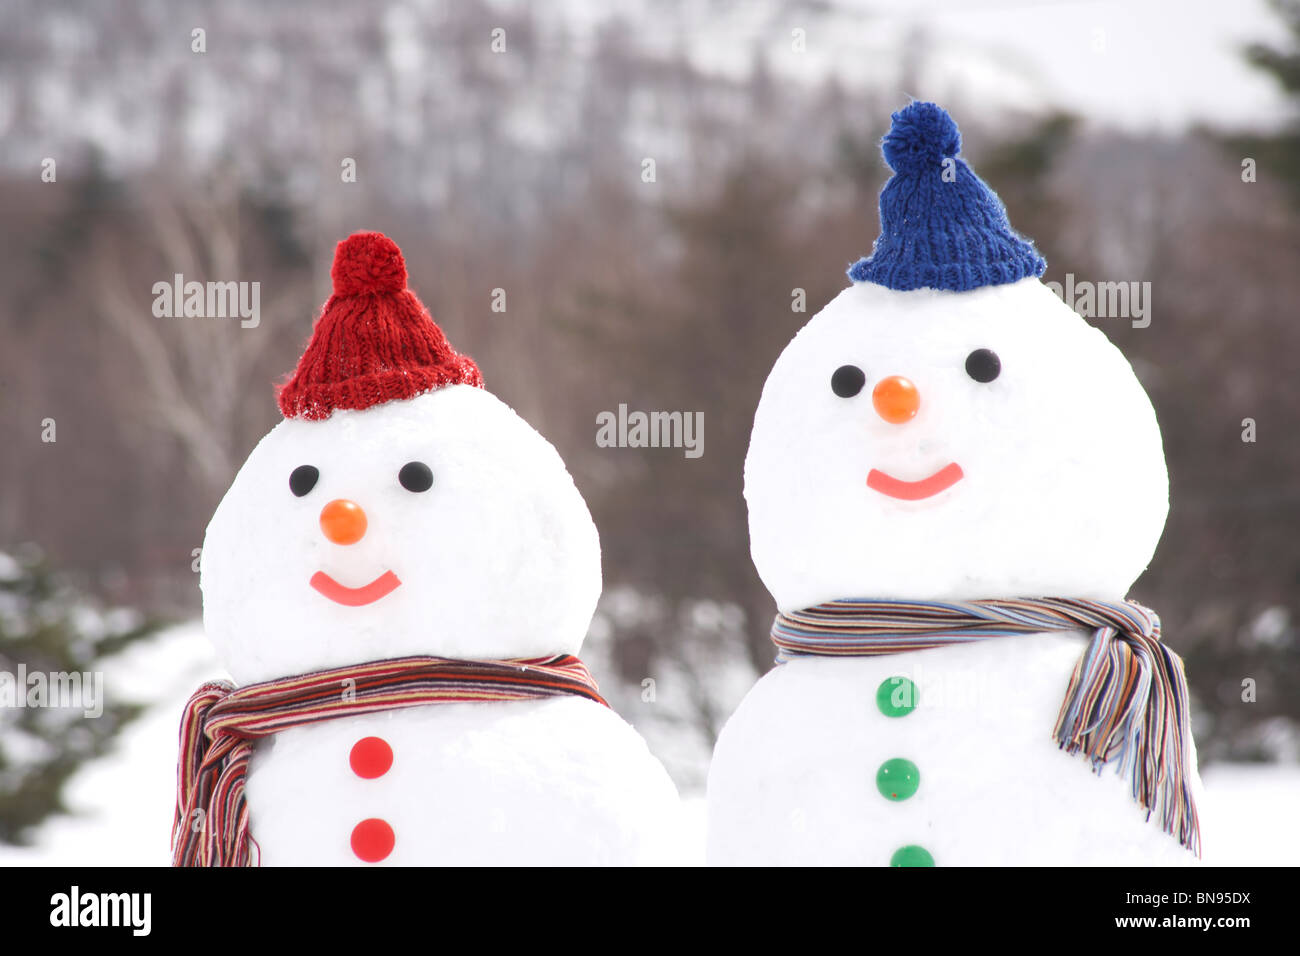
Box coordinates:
[1052,616,1201,856]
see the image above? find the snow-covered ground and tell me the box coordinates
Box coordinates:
[0,623,1294,866]
[0,623,224,867]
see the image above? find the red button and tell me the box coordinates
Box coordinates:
[351,818,395,863]
[349,736,393,778]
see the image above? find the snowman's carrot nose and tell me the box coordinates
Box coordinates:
[320,499,368,545]
[872,375,921,424]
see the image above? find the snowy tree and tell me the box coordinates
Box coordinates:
[0,549,160,844]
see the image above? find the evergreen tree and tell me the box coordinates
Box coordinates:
[0,549,161,844]
[1229,0,1300,206]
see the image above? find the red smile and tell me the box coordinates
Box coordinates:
[867,463,964,500]
[310,570,402,606]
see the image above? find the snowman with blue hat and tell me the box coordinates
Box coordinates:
[706,102,1204,866]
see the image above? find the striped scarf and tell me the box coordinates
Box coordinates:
[172,654,607,867]
[772,597,1200,855]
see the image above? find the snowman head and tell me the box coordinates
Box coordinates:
[745,104,1168,612]
[201,233,601,685]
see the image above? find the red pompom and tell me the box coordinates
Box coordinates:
[330,231,407,297]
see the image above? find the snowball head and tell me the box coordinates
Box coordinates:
[745,277,1168,611]
[202,385,602,685]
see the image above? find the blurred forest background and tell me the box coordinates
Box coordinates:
[1,0,1298,844]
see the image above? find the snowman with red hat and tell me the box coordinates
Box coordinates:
[706,103,1205,866]
[175,231,682,866]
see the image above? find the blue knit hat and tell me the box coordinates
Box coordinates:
[849,102,1046,293]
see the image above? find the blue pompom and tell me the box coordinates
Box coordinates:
[880,101,961,174]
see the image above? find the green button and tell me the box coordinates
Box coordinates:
[876,676,918,717]
[890,845,935,867]
[876,758,920,801]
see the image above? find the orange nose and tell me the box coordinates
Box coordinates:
[872,375,921,424]
[320,499,367,545]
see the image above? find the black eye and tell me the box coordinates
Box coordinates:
[965,348,1001,383]
[289,465,319,497]
[831,365,866,398]
[398,461,434,493]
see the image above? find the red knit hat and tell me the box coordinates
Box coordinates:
[277,231,483,420]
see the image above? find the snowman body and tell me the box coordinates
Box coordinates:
[708,636,1202,866]
[203,379,683,865]
[246,698,679,865]
[707,271,1204,865]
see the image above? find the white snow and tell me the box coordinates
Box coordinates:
[744,277,1168,611]
[1199,763,1300,866]
[0,622,224,867]
[245,697,686,866]
[202,385,603,684]
[708,638,1206,866]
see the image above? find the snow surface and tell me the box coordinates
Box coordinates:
[0,623,1291,866]
[0,623,224,867]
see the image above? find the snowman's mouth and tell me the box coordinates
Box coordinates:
[310,570,402,606]
[867,463,964,500]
